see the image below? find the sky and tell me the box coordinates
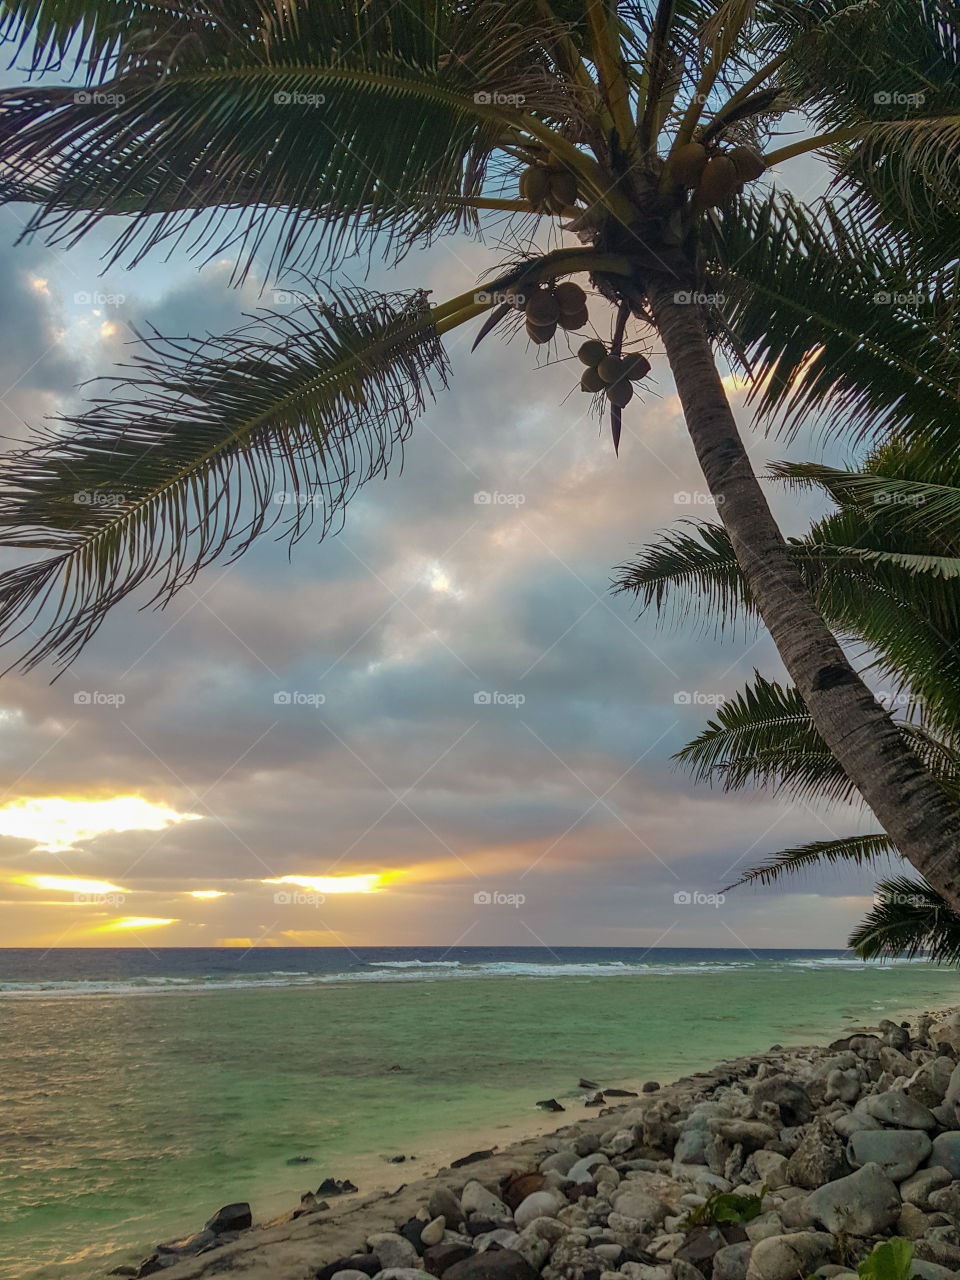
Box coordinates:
[0,102,896,952]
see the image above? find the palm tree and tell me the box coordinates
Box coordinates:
[1,1,960,894]
[615,440,960,957]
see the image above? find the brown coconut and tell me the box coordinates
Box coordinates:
[526,320,556,344]
[580,367,605,393]
[554,281,587,314]
[558,307,588,331]
[578,339,607,367]
[549,170,578,206]
[525,291,560,326]
[622,352,652,381]
[668,142,708,188]
[697,155,739,206]
[606,380,634,408]
[729,145,765,182]
[597,354,629,385]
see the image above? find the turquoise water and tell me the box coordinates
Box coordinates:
[1,948,958,1280]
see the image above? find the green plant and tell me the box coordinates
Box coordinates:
[857,1239,918,1280]
[681,1187,765,1231]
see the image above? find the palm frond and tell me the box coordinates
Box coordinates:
[726,832,897,890]
[850,875,960,963]
[710,192,960,450]
[0,0,575,276]
[611,519,756,631]
[0,285,450,672]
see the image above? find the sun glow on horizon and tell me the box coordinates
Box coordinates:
[0,796,201,851]
[95,917,177,931]
[188,889,227,899]
[263,873,388,894]
[14,874,124,896]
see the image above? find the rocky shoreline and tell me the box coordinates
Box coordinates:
[116,1007,960,1280]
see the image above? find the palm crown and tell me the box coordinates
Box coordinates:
[2,0,960,903]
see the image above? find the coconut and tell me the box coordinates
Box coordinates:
[622,352,651,381]
[554,282,587,314]
[525,291,560,325]
[506,290,528,312]
[697,155,739,206]
[549,170,578,206]
[668,142,708,188]
[526,320,556,344]
[521,166,550,208]
[580,367,605,393]
[729,145,765,182]
[578,339,607,367]
[558,307,588,331]
[606,380,634,408]
[597,354,629,385]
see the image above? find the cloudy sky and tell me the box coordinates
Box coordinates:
[0,121,892,952]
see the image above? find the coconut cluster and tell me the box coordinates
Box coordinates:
[522,282,589,344]
[519,165,579,215]
[577,341,651,407]
[667,142,766,207]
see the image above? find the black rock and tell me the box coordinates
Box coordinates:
[316,1253,381,1280]
[584,1091,605,1107]
[135,1258,163,1278]
[536,1098,565,1112]
[675,1228,722,1275]
[399,1217,427,1255]
[317,1177,358,1196]
[424,1243,475,1277]
[450,1149,495,1169]
[603,1088,638,1097]
[204,1203,252,1235]
[579,1078,600,1090]
[108,1269,138,1277]
[287,1155,315,1165]
[157,1229,218,1257]
[641,1081,660,1093]
[466,1217,501,1237]
[444,1248,539,1280]
[389,1155,407,1163]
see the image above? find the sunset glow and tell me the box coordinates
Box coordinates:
[263,873,387,894]
[15,874,124,896]
[0,796,200,851]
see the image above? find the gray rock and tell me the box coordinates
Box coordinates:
[846,1128,931,1181]
[911,1264,956,1280]
[746,1233,834,1280]
[420,1219,446,1248]
[824,1069,860,1105]
[927,1181,960,1216]
[443,1250,538,1280]
[333,1272,377,1280]
[375,1270,432,1280]
[879,1046,916,1077]
[860,1091,937,1130]
[611,1189,669,1228]
[514,1192,562,1230]
[157,1230,218,1258]
[205,1204,252,1234]
[673,1129,709,1166]
[906,1057,955,1110]
[752,1151,788,1189]
[900,1165,952,1209]
[568,1153,609,1183]
[460,1183,510,1220]
[927,1131,960,1177]
[368,1236,421,1270]
[539,1151,578,1176]
[833,1109,882,1140]
[749,1077,813,1128]
[804,1162,900,1235]
[786,1119,850,1188]
[744,1213,783,1242]
[896,1202,929,1240]
[945,1062,960,1109]
[429,1189,466,1229]
[712,1242,753,1280]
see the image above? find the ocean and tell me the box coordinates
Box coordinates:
[1,946,957,1280]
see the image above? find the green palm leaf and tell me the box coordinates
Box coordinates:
[850,875,960,963]
[726,832,897,891]
[0,285,450,672]
[0,0,572,275]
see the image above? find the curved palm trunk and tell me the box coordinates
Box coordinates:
[650,285,960,908]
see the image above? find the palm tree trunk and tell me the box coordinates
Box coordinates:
[650,284,960,908]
